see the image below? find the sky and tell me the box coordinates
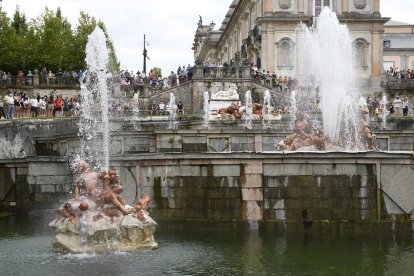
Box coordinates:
[1,0,413,75]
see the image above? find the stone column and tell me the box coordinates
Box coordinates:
[193,65,203,80]
[266,26,275,73]
[374,0,380,13]
[342,0,349,13]
[371,31,381,77]
[241,161,263,222]
[261,25,268,70]
[264,0,273,14]
[298,0,304,14]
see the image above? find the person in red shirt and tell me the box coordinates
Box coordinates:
[53,95,63,117]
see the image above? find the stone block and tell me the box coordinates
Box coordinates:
[207,187,241,199]
[213,165,240,177]
[302,187,321,198]
[243,161,263,174]
[286,187,302,198]
[285,199,301,210]
[263,187,286,199]
[178,166,201,177]
[242,174,262,188]
[35,176,68,185]
[110,139,123,155]
[263,177,284,188]
[29,163,68,176]
[242,188,263,201]
[17,167,28,174]
[244,201,262,221]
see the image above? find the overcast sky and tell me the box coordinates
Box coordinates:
[1,0,412,74]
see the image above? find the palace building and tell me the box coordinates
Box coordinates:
[193,0,388,90]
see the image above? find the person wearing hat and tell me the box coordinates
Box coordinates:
[4,91,15,119]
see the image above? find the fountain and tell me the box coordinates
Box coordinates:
[0,134,26,159]
[49,27,158,253]
[244,90,253,129]
[380,95,390,129]
[262,90,272,129]
[167,92,178,130]
[203,91,210,128]
[289,90,297,130]
[132,92,141,130]
[278,7,376,151]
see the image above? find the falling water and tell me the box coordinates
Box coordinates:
[78,27,111,169]
[381,95,389,129]
[167,92,178,130]
[289,90,297,130]
[0,134,27,159]
[262,90,272,129]
[203,91,210,129]
[132,92,141,130]
[245,90,253,129]
[297,7,364,150]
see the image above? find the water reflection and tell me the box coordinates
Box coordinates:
[1,214,413,275]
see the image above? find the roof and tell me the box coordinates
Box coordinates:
[385,20,414,26]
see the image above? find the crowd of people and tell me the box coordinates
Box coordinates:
[0,68,84,87]
[0,90,81,119]
[366,95,411,117]
[251,65,297,93]
[119,65,193,93]
[386,66,414,80]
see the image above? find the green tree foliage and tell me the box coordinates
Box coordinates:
[0,6,120,74]
[153,67,162,78]
[73,12,120,72]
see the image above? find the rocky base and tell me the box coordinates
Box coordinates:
[49,211,158,253]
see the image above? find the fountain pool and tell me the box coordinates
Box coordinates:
[1,214,414,275]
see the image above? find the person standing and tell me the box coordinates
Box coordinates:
[0,95,5,119]
[53,95,63,117]
[4,91,15,119]
[30,95,39,117]
[402,98,409,116]
[394,96,402,115]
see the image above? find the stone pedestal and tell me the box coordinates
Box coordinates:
[33,74,39,86]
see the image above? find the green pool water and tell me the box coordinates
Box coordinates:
[0,213,413,275]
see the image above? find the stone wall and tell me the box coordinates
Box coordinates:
[1,152,413,228]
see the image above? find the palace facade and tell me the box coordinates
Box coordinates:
[193,0,388,90]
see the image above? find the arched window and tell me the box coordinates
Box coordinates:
[276,38,294,69]
[353,38,369,70]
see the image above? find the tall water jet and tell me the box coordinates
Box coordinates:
[78,27,111,169]
[290,90,297,130]
[167,92,178,130]
[296,7,365,150]
[381,95,389,129]
[203,91,210,129]
[262,90,272,129]
[132,92,141,130]
[245,90,253,129]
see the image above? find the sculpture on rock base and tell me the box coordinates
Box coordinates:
[49,160,158,253]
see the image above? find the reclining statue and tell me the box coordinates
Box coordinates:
[49,160,158,253]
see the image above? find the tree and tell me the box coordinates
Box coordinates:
[74,12,120,72]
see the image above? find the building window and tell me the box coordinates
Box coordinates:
[314,0,331,17]
[276,38,294,69]
[353,38,369,70]
[383,40,391,48]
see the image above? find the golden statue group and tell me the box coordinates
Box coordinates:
[49,160,158,253]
